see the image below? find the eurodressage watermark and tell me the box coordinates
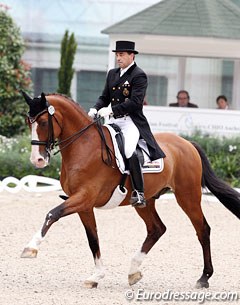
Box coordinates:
[124,288,239,303]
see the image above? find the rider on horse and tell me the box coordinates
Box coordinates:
[88,40,165,208]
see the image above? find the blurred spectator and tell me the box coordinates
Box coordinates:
[169,90,198,108]
[216,95,229,109]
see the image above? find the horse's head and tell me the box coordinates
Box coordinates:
[22,91,61,168]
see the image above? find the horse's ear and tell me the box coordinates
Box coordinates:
[41,92,46,99]
[21,90,33,105]
[40,92,48,105]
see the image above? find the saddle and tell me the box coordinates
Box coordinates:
[105,123,164,174]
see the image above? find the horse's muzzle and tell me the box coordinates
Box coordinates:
[30,149,49,168]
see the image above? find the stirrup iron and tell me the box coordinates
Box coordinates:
[130,190,146,208]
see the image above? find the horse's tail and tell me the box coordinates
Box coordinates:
[191,141,240,219]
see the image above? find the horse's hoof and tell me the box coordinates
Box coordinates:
[128,271,143,286]
[195,280,209,289]
[84,280,98,289]
[21,247,38,258]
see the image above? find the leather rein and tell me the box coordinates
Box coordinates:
[27,103,116,168]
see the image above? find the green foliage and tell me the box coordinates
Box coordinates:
[0,9,32,137]
[183,132,240,187]
[57,30,77,96]
[0,134,61,180]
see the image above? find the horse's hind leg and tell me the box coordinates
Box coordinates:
[78,210,105,288]
[195,216,213,288]
[175,190,213,288]
[128,198,166,285]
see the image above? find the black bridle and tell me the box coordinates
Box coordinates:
[27,102,58,158]
[27,102,116,167]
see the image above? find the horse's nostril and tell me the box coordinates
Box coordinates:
[38,158,44,162]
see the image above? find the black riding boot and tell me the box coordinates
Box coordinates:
[128,152,146,208]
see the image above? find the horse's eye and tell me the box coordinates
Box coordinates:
[39,120,48,127]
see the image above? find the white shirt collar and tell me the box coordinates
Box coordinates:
[120,61,135,77]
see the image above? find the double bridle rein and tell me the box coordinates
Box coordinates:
[27,102,116,167]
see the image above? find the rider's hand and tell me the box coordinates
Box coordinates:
[98,106,113,118]
[88,108,97,118]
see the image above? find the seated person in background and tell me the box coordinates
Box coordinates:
[216,95,229,109]
[169,90,198,108]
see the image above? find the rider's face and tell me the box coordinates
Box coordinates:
[115,52,134,69]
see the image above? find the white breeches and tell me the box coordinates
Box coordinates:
[108,116,140,159]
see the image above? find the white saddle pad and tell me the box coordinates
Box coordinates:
[104,124,164,174]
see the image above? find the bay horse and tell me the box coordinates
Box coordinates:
[21,92,240,289]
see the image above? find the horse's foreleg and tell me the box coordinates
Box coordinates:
[78,211,105,288]
[20,229,44,258]
[128,199,166,285]
[21,202,66,258]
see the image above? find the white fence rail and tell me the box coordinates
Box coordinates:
[0,175,61,193]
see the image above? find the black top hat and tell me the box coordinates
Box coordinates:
[112,41,138,54]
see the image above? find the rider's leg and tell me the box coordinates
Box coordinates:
[109,116,146,207]
[128,152,146,208]
[119,118,146,208]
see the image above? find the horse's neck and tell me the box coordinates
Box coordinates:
[48,96,114,169]
[55,100,91,141]
[60,114,89,140]
[59,112,101,162]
